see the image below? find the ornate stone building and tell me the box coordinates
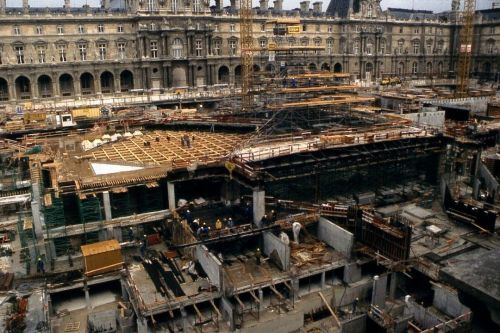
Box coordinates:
[0,0,497,105]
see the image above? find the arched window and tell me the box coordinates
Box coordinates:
[412,62,418,74]
[172,38,183,59]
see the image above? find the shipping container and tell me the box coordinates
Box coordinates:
[81,239,123,277]
[23,112,47,123]
[71,107,101,119]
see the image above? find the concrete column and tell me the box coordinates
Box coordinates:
[121,280,129,301]
[321,271,326,289]
[221,297,235,331]
[253,189,265,226]
[113,228,123,242]
[343,262,362,284]
[102,191,112,221]
[94,72,102,95]
[84,280,92,310]
[291,278,300,302]
[167,182,176,211]
[31,183,44,242]
[389,272,398,299]
[180,306,188,332]
[136,318,148,333]
[371,274,388,308]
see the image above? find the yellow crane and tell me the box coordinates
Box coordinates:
[456,0,477,97]
[240,0,254,111]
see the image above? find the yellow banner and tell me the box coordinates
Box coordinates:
[287,25,301,34]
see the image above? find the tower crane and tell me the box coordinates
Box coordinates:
[456,0,477,97]
[240,0,254,111]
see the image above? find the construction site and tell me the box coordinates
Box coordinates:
[0,1,499,333]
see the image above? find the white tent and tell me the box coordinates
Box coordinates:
[92,138,103,147]
[123,132,133,138]
[81,140,93,151]
[132,130,143,136]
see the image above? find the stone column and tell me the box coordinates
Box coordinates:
[31,79,38,99]
[8,75,16,101]
[94,71,102,95]
[371,274,388,308]
[253,189,265,226]
[167,182,176,211]
[74,73,81,97]
[52,76,60,98]
[114,70,121,93]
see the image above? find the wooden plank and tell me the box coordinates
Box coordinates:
[193,303,205,321]
[269,285,284,300]
[210,299,222,317]
[318,291,340,327]
[234,294,245,309]
[249,290,260,304]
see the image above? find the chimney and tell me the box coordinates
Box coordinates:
[102,0,111,11]
[451,0,460,11]
[215,0,223,11]
[230,0,240,11]
[0,0,6,15]
[313,1,322,14]
[300,1,310,13]
[23,0,29,14]
[260,0,269,11]
[64,0,71,13]
[273,0,282,11]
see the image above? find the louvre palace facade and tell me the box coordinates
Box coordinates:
[0,0,498,105]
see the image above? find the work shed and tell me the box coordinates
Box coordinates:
[81,239,124,277]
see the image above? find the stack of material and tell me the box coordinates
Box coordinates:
[290,242,331,268]
[0,272,14,291]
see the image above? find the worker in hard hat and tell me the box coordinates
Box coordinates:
[255,248,261,265]
[37,256,45,274]
[215,219,222,230]
[227,217,234,228]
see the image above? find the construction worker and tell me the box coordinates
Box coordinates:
[227,217,234,228]
[37,256,45,274]
[140,234,148,256]
[261,214,269,227]
[271,210,277,223]
[185,209,193,225]
[192,218,200,233]
[128,227,134,241]
[352,297,359,315]
[215,219,222,230]
[255,248,261,265]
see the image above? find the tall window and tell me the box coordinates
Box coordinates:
[260,23,265,32]
[214,40,221,55]
[487,41,495,54]
[59,45,67,62]
[78,25,85,34]
[117,25,124,33]
[36,25,43,35]
[229,40,237,56]
[150,41,158,58]
[413,40,420,54]
[316,24,320,32]
[98,43,107,60]
[397,40,404,54]
[259,39,267,48]
[171,0,178,12]
[438,28,443,35]
[366,42,373,55]
[353,40,359,55]
[380,40,386,54]
[426,41,432,54]
[193,0,201,13]
[195,40,202,57]
[214,24,219,32]
[172,38,183,59]
[13,26,20,35]
[230,24,235,32]
[97,24,104,33]
[437,40,443,54]
[79,44,87,61]
[327,39,333,55]
[148,0,156,11]
[328,25,333,33]
[414,27,419,34]
[367,5,373,17]
[412,62,418,74]
[37,46,46,63]
[15,46,24,64]
[118,42,126,59]
[57,25,64,34]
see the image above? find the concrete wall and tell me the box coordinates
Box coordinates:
[341,314,367,333]
[432,283,470,318]
[479,163,499,198]
[241,309,303,333]
[318,217,354,258]
[195,245,223,289]
[421,96,490,113]
[404,300,442,328]
[263,231,290,270]
[402,110,445,128]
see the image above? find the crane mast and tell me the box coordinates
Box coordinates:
[456,0,476,97]
[240,0,254,111]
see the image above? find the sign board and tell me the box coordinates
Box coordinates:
[287,25,301,34]
[268,51,276,62]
